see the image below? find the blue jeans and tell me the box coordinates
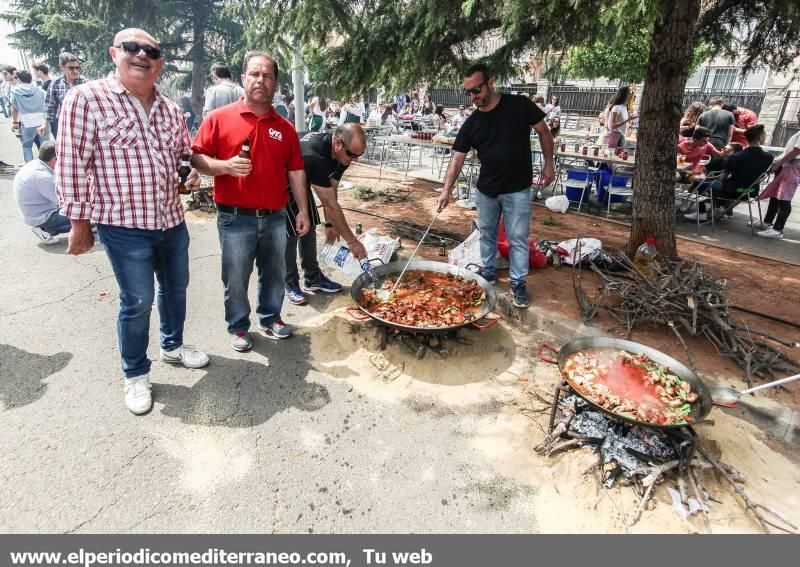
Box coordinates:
[285,228,321,287]
[97,222,190,378]
[475,187,532,286]
[38,210,72,236]
[20,126,47,163]
[217,209,287,333]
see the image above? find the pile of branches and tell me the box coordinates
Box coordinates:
[384,220,465,248]
[578,253,800,386]
[533,393,797,533]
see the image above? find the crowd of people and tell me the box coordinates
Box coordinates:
[677,97,797,238]
[5,27,798,415]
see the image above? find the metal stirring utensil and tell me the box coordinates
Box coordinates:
[376,209,441,301]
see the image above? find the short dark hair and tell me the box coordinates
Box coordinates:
[3,66,16,75]
[722,103,737,113]
[464,63,491,83]
[39,141,56,162]
[210,62,232,79]
[744,124,765,143]
[242,51,279,78]
[33,63,49,75]
[693,126,712,139]
[58,52,79,66]
[708,97,724,106]
[16,70,32,83]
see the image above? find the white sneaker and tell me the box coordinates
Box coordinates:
[160,344,210,368]
[31,226,57,245]
[757,228,784,239]
[684,211,707,221]
[124,375,152,415]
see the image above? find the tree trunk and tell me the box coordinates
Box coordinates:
[626,0,701,258]
[190,4,207,117]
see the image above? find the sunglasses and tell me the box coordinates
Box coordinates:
[337,137,363,159]
[115,41,163,60]
[463,81,486,96]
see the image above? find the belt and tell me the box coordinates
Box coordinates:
[216,204,282,217]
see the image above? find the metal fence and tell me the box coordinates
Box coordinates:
[682,88,767,114]
[772,90,800,147]
[543,85,768,117]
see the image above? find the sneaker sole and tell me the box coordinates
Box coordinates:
[159,355,210,369]
[513,300,530,308]
[127,402,153,415]
[231,342,253,353]
[257,327,292,340]
[302,285,342,294]
[287,297,309,305]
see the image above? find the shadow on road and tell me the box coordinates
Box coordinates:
[0,344,73,410]
[156,332,329,427]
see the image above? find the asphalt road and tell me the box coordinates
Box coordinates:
[0,117,550,533]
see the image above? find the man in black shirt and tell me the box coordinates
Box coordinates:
[697,98,735,150]
[691,124,773,220]
[436,63,555,309]
[284,124,368,305]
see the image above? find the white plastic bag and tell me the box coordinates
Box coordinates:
[320,229,399,276]
[447,229,482,269]
[556,237,603,265]
[545,195,570,214]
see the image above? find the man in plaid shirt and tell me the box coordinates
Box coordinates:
[37,52,87,140]
[55,28,210,415]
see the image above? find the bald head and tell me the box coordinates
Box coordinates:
[113,28,160,49]
[334,123,367,147]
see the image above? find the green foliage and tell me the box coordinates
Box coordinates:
[565,27,711,83]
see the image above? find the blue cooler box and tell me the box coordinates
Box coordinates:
[564,169,591,203]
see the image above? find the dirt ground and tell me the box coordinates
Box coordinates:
[340,163,800,407]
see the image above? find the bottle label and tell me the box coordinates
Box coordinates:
[333,246,350,268]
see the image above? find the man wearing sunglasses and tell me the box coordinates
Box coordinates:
[284,124,368,306]
[38,52,87,140]
[436,63,555,310]
[55,28,209,415]
[191,51,311,353]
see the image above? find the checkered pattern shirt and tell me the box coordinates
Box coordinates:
[55,73,190,230]
[44,75,88,124]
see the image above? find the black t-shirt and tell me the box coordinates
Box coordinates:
[299,131,348,188]
[723,147,773,192]
[452,94,546,197]
[286,131,348,235]
[698,108,735,149]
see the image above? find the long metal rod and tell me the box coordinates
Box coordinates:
[387,210,441,296]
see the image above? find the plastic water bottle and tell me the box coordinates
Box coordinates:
[320,242,370,277]
[633,235,659,277]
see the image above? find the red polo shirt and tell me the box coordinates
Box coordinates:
[731,108,758,147]
[192,100,304,209]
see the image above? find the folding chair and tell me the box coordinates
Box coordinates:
[605,164,634,219]
[712,171,771,236]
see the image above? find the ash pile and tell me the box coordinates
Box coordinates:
[533,392,797,533]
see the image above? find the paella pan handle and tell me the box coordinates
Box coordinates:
[471,318,498,330]
[537,343,559,364]
[345,305,372,321]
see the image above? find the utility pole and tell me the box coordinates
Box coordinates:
[292,39,305,131]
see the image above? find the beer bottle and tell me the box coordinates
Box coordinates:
[176,153,191,194]
[239,137,251,160]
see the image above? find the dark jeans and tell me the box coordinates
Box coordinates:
[697,180,755,213]
[285,228,322,287]
[217,209,287,333]
[97,222,190,378]
[49,122,57,139]
[764,198,792,232]
[38,210,72,236]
